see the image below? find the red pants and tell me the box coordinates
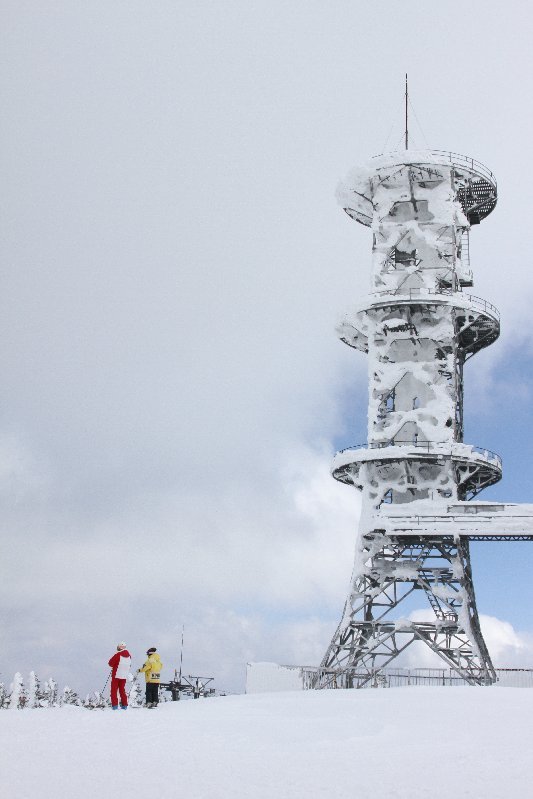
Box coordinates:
[110,677,127,707]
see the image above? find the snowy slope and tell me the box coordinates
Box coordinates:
[2,687,531,799]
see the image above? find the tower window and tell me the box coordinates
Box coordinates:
[394,248,419,267]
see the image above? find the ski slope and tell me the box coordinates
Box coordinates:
[2,687,531,798]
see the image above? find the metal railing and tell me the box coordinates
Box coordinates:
[373,149,496,187]
[430,150,496,186]
[369,288,500,321]
[300,666,533,689]
[336,441,502,469]
[469,445,502,467]
[463,293,500,319]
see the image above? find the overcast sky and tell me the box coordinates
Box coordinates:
[2,1,533,694]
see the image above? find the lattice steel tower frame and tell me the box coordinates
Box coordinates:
[317,148,533,690]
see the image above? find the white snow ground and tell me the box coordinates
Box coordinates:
[2,687,532,799]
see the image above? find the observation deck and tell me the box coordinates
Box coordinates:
[376,501,533,541]
[332,441,502,500]
[338,289,500,359]
[341,150,497,227]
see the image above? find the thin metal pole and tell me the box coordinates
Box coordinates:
[405,73,408,150]
[178,625,185,683]
[101,670,112,698]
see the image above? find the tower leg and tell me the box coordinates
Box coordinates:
[316,533,495,688]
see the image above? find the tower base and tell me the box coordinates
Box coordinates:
[316,533,495,689]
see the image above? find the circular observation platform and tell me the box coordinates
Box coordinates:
[332,441,502,501]
[338,289,500,360]
[340,149,497,227]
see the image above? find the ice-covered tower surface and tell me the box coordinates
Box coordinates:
[317,149,533,690]
[333,150,501,508]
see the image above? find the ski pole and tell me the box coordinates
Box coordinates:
[101,670,112,697]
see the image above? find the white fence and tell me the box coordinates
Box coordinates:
[302,666,533,689]
[246,662,533,693]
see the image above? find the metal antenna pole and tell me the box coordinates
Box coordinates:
[178,625,184,683]
[405,73,408,150]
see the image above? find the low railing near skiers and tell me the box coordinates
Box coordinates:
[300,667,533,690]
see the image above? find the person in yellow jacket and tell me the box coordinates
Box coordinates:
[138,647,163,708]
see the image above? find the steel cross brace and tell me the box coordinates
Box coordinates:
[316,533,495,688]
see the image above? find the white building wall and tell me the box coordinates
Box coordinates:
[246,662,305,693]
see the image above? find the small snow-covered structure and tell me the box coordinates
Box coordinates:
[318,149,533,689]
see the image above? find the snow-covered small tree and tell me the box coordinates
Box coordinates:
[0,682,9,709]
[42,678,58,708]
[27,671,45,708]
[159,687,170,703]
[9,672,26,709]
[92,690,110,710]
[83,693,96,710]
[127,673,143,707]
[61,686,81,707]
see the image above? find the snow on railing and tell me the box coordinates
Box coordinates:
[373,149,497,187]
[337,441,502,469]
[469,445,502,467]
[464,293,500,319]
[300,666,533,689]
[430,150,497,186]
[370,288,500,321]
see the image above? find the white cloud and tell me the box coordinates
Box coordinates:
[1,1,533,698]
[479,615,533,667]
[399,610,533,672]
[0,433,51,502]
[0,445,359,693]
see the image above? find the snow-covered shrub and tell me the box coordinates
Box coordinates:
[27,671,46,708]
[61,686,81,706]
[92,691,110,710]
[128,674,143,707]
[83,691,106,710]
[0,672,90,709]
[0,683,9,709]
[9,673,26,709]
[159,687,170,703]
[42,679,58,707]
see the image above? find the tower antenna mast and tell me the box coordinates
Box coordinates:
[178,624,184,683]
[405,73,408,150]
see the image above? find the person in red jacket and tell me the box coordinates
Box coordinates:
[108,642,132,710]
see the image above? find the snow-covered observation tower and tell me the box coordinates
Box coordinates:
[317,147,533,689]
